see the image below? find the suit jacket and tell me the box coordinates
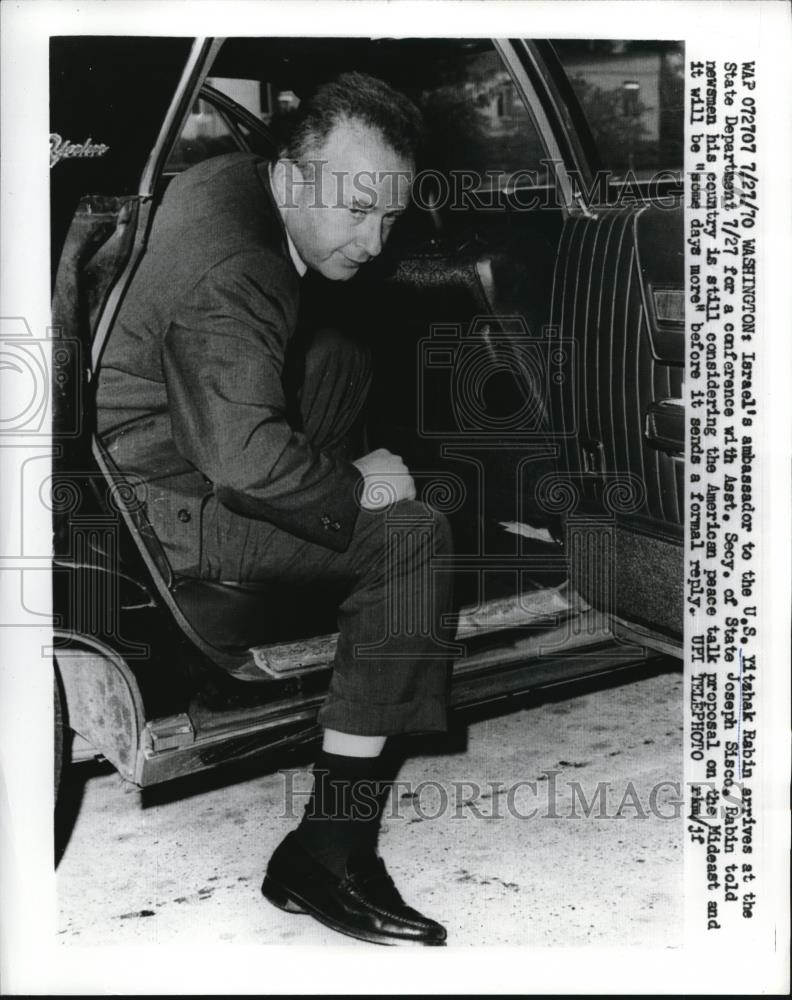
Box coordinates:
[96,153,363,573]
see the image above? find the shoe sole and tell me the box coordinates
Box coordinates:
[261,876,446,947]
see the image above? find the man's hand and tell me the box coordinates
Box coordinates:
[352,448,416,510]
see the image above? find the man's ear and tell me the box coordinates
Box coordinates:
[272,158,305,210]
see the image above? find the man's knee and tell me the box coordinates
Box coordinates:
[349,499,454,633]
[422,501,453,555]
[382,499,453,555]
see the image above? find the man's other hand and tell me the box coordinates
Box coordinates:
[352,448,416,510]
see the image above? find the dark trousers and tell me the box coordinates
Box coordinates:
[198,330,457,736]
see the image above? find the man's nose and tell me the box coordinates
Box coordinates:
[356,215,383,258]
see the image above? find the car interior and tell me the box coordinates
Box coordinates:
[53,35,684,721]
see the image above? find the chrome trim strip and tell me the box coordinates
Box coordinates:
[139,37,224,195]
[493,38,575,215]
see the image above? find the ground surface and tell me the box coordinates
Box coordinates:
[56,663,683,948]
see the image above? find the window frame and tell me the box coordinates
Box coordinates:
[543,39,686,206]
[494,39,588,217]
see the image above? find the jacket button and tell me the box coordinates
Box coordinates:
[320,515,331,529]
[330,521,341,531]
[177,508,191,523]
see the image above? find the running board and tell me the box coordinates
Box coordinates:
[238,585,584,681]
[138,626,653,786]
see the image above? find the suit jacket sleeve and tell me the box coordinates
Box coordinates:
[163,248,363,552]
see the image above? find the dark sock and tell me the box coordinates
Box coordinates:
[295,750,394,878]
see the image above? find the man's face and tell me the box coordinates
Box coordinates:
[280,118,414,281]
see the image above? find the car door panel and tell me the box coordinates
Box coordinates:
[549,202,684,643]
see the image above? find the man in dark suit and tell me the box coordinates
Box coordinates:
[97,73,454,945]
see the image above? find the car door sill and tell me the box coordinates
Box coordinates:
[241,584,586,681]
[136,586,654,785]
[138,622,653,786]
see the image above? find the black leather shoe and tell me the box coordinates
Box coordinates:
[261,831,447,946]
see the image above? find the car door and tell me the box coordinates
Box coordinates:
[539,39,686,655]
[51,36,216,468]
[51,37,310,682]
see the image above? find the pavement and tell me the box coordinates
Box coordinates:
[56,661,683,948]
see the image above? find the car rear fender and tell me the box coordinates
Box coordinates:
[54,638,146,783]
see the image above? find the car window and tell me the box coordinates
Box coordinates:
[165,91,241,172]
[408,41,551,196]
[207,76,273,119]
[165,76,285,172]
[168,39,552,195]
[553,40,684,184]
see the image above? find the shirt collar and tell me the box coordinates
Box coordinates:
[268,163,308,277]
[285,229,308,277]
